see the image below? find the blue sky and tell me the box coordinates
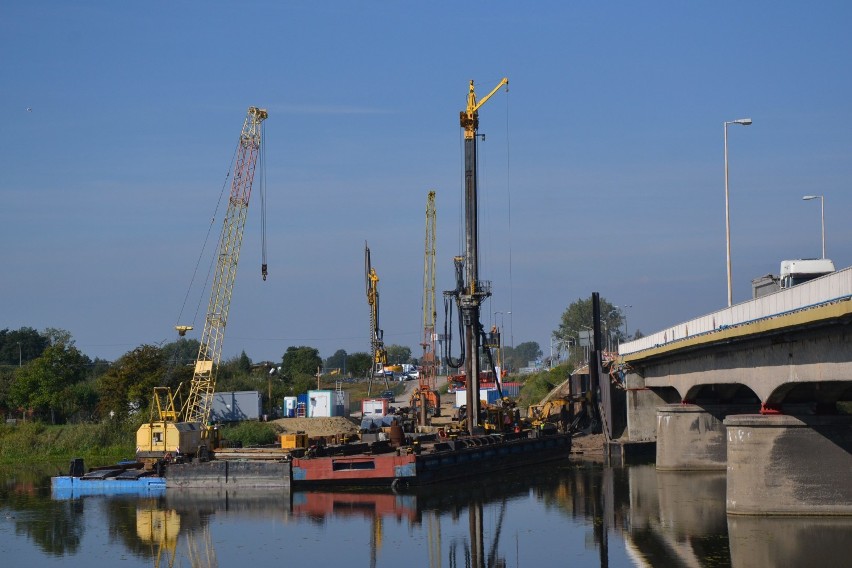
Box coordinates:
[2,2,851,363]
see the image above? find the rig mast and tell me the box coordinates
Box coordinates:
[449,78,508,433]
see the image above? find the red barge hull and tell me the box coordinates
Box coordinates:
[291,431,571,488]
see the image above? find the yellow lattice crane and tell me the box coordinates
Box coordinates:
[136,106,268,464]
[412,191,441,424]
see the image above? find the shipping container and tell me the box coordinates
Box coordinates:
[211,391,262,422]
[454,388,501,408]
[361,398,389,418]
[308,390,351,417]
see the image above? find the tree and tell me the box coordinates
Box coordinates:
[345,352,372,378]
[9,342,88,423]
[281,346,322,378]
[0,327,49,366]
[386,344,412,365]
[325,349,348,373]
[96,344,177,420]
[553,296,625,361]
[503,341,542,371]
[161,337,201,366]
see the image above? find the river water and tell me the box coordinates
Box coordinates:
[1,459,850,567]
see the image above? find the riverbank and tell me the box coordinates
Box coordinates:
[0,420,137,465]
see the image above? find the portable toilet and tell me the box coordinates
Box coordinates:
[283,396,298,418]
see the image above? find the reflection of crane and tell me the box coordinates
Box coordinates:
[365,242,389,396]
[413,191,441,424]
[136,507,180,568]
[137,106,268,463]
[444,78,508,434]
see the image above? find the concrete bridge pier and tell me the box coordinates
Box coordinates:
[725,414,852,515]
[655,404,757,471]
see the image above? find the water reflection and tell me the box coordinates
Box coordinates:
[2,462,851,567]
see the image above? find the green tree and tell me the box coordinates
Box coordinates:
[553,296,624,363]
[503,341,542,371]
[281,346,322,378]
[345,352,373,378]
[237,350,252,373]
[9,342,88,423]
[96,345,178,419]
[0,327,49,366]
[386,344,412,365]
[325,349,348,373]
[161,337,201,366]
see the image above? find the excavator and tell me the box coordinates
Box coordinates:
[136,106,268,466]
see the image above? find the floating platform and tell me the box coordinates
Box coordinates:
[51,474,165,499]
[166,459,291,489]
[292,430,572,489]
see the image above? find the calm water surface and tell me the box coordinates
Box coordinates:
[1,460,850,567]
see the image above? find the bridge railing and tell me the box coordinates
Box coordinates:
[620,266,852,356]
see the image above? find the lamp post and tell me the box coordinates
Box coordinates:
[802,195,825,259]
[724,118,752,307]
[620,305,632,340]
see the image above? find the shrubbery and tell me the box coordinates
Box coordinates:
[220,421,281,447]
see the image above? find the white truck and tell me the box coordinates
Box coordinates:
[779,259,835,289]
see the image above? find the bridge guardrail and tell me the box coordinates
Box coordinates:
[619,266,852,356]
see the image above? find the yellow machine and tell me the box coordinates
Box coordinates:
[280,432,309,450]
[528,398,571,431]
[365,242,389,396]
[136,106,268,464]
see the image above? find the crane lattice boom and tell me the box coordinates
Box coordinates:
[183,106,268,425]
[420,191,437,391]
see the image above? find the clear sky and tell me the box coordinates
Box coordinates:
[2,2,851,364]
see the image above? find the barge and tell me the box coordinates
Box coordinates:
[291,429,572,489]
[51,459,166,498]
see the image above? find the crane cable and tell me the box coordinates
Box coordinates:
[175,143,239,330]
[505,88,514,352]
[260,121,268,280]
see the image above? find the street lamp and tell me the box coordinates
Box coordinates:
[802,195,825,259]
[724,117,752,307]
[620,305,632,339]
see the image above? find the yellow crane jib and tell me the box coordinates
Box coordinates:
[136,106,268,465]
[460,77,508,139]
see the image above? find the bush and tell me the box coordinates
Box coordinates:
[221,421,281,447]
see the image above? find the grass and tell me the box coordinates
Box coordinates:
[0,417,143,465]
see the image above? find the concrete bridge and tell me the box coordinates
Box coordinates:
[617,266,852,515]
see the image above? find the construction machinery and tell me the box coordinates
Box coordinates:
[136,106,268,464]
[411,190,441,424]
[365,242,389,397]
[443,78,508,434]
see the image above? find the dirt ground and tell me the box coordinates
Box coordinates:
[270,416,361,438]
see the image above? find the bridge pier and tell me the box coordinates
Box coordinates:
[725,414,852,515]
[656,404,727,470]
[656,404,758,471]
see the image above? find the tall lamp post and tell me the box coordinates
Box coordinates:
[802,195,825,259]
[724,117,752,307]
[620,305,632,340]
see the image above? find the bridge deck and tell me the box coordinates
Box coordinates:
[620,267,852,362]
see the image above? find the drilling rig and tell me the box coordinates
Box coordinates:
[411,190,441,424]
[136,106,268,464]
[365,242,389,397]
[443,78,508,434]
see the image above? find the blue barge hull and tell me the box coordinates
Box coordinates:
[51,475,165,498]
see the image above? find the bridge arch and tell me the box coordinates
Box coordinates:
[683,383,760,405]
[766,380,852,409]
